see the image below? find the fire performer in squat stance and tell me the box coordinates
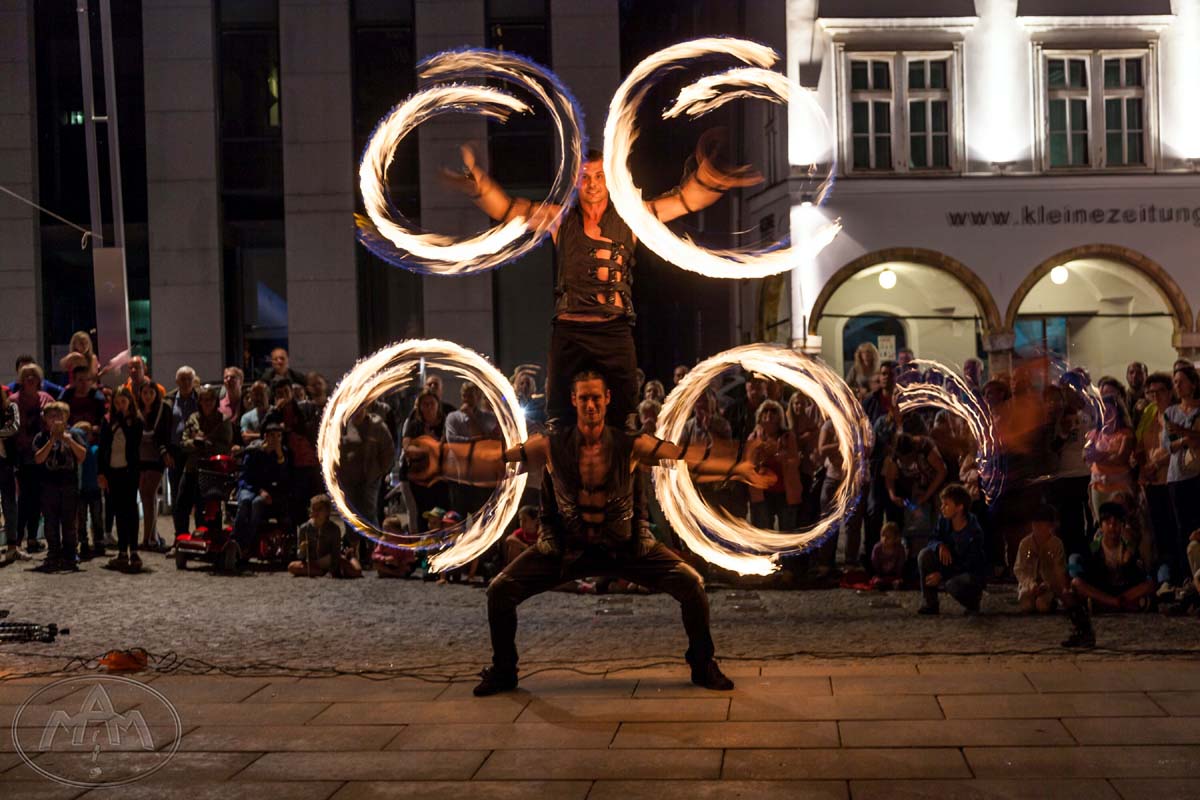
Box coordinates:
[405,370,776,696]
[444,135,760,429]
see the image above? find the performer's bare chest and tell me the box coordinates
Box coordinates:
[578,442,609,522]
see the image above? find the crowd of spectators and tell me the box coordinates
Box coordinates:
[3,331,1198,628]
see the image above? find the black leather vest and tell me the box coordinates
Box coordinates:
[553,202,636,320]
[547,425,637,548]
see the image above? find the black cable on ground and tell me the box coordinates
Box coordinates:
[2,644,1198,684]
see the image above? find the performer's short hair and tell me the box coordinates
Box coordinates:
[585,148,602,162]
[571,370,607,390]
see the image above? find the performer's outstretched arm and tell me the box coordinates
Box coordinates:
[404,434,549,487]
[647,129,763,223]
[631,434,776,490]
[443,145,561,229]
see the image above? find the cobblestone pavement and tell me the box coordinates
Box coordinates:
[1,535,1197,677]
[3,530,1200,799]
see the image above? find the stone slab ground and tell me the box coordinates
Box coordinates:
[1,661,1198,799]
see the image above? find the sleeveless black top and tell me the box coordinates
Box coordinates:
[553,202,636,321]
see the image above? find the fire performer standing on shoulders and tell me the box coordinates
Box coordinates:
[405,370,776,695]
[444,135,760,429]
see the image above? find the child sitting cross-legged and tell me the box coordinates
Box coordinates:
[373,514,418,578]
[869,521,907,590]
[503,505,539,566]
[289,494,362,578]
[1069,502,1155,612]
[1014,504,1070,613]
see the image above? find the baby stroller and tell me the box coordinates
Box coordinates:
[175,454,240,572]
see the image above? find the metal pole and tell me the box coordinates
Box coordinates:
[97,0,125,249]
[75,0,132,368]
[75,0,103,246]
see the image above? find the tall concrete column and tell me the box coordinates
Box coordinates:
[280,0,359,384]
[142,0,223,382]
[414,0,493,359]
[0,2,40,371]
[550,0,620,146]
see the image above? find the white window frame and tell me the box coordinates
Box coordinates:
[1034,45,1158,173]
[903,54,955,171]
[845,55,894,172]
[1100,53,1148,168]
[836,44,965,176]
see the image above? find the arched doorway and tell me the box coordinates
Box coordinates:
[1006,245,1192,377]
[810,248,1002,378]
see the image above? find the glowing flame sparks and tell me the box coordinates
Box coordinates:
[604,38,840,280]
[894,360,1005,505]
[357,49,584,274]
[654,344,870,576]
[318,339,528,572]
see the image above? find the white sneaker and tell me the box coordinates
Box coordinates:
[1156,581,1176,598]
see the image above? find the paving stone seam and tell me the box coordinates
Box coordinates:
[470,749,494,781]
[378,725,408,750]
[1145,692,1181,716]
[223,749,269,781]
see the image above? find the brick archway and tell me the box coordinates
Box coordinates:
[1003,244,1194,340]
[806,247,1004,336]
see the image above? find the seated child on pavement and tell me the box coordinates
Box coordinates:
[1014,504,1069,613]
[289,494,362,578]
[1069,502,1155,612]
[917,483,990,615]
[373,513,418,578]
[869,521,907,590]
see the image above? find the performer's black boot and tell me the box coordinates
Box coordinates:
[1062,604,1095,649]
[473,666,519,696]
[691,659,735,691]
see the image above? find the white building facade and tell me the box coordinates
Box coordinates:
[744,0,1200,380]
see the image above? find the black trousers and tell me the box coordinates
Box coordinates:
[16,463,41,544]
[409,481,450,533]
[41,481,79,560]
[1145,482,1182,583]
[545,319,638,429]
[288,465,325,533]
[107,468,140,555]
[486,542,715,673]
[917,548,985,611]
[1048,475,1091,558]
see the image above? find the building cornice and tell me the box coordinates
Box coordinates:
[1018,15,1174,33]
[818,17,978,36]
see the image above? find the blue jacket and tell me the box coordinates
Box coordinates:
[6,378,64,397]
[926,513,990,580]
[237,441,291,497]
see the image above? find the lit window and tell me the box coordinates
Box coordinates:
[848,57,892,171]
[1046,56,1089,167]
[1102,56,1146,167]
[906,58,951,169]
[1040,49,1153,171]
[841,48,961,175]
